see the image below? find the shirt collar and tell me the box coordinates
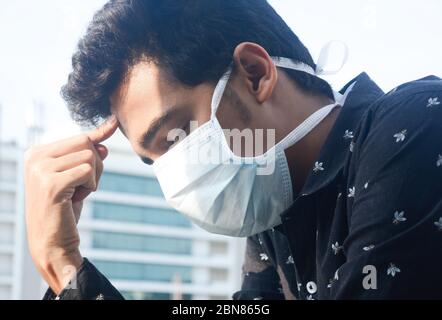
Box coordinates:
[299,72,385,196]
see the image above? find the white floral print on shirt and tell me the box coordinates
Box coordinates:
[387,263,401,277]
[286,255,294,265]
[331,242,343,255]
[393,211,407,225]
[313,161,324,173]
[427,97,440,107]
[348,186,355,198]
[363,244,375,251]
[394,130,407,143]
[343,130,354,140]
[259,253,269,261]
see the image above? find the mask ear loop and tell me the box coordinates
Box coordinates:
[315,40,349,76]
[272,57,316,75]
[211,40,349,119]
[210,67,233,120]
[272,41,349,77]
[210,58,315,119]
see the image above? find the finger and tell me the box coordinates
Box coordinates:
[50,149,97,173]
[55,147,104,193]
[33,117,116,159]
[58,163,96,191]
[43,134,95,158]
[87,115,119,144]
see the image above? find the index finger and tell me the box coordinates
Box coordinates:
[87,115,119,144]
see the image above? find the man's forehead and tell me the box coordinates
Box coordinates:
[109,62,169,137]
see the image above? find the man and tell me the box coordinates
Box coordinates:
[24,0,442,300]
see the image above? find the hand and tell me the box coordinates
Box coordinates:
[24,116,119,295]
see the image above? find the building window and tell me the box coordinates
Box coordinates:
[92,201,191,228]
[0,225,13,245]
[209,242,228,255]
[100,172,163,197]
[93,260,193,283]
[92,231,192,255]
[0,254,12,276]
[210,268,228,282]
[0,192,15,214]
[0,161,16,183]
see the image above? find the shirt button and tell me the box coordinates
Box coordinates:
[306,281,317,294]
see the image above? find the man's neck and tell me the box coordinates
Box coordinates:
[284,96,341,195]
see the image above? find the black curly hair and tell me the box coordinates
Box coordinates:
[62,0,334,126]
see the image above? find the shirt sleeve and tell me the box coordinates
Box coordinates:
[331,89,442,299]
[43,258,125,300]
[232,236,285,300]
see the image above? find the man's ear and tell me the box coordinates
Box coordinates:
[233,42,277,104]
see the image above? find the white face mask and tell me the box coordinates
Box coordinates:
[153,50,351,237]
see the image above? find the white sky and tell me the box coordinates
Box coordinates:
[0,0,441,145]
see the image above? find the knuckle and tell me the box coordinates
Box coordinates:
[40,175,56,194]
[29,161,48,180]
[32,162,44,175]
[78,134,92,147]
[81,163,94,175]
[82,149,95,163]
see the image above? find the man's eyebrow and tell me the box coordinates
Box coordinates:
[138,106,180,150]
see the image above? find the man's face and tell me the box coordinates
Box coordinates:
[111,62,209,163]
[110,61,266,164]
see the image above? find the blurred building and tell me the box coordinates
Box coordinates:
[0,135,246,300]
[0,142,18,299]
[0,142,30,299]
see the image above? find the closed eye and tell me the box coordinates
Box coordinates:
[162,121,191,151]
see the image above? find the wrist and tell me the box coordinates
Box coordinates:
[38,248,83,295]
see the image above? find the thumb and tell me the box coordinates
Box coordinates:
[87,115,119,144]
[94,144,109,160]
